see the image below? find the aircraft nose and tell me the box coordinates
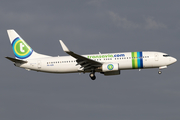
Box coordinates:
[171,57,177,63]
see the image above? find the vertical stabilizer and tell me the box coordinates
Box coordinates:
[7,29,50,59]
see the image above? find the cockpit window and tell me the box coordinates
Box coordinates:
[163,55,170,57]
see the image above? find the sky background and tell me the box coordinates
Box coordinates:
[0,0,180,120]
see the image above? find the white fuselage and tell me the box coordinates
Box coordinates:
[16,51,176,73]
[6,30,177,80]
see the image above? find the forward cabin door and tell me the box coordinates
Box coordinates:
[154,53,159,61]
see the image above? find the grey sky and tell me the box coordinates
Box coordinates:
[0,0,180,120]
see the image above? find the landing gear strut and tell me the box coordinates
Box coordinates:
[89,71,96,80]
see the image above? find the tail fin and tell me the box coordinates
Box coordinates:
[7,29,50,60]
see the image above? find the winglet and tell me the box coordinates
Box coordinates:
[59,40,70,52]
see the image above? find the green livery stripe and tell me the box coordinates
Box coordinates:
[131,52,143,69]
[131,52,135,68]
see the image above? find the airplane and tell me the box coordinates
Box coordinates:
[6,29,177,80]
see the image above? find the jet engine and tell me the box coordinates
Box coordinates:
[101,63,120,76]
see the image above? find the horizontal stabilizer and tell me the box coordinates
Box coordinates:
[5,57,27,63]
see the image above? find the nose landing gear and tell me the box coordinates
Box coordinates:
[158,66,167,74]
[158,71,162,74]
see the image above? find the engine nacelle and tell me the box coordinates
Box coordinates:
[102,63,119,72]
[102,63,120,76]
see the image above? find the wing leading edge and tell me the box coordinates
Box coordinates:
[59,40,102,71]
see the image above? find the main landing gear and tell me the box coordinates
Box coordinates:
[89,71,96,80]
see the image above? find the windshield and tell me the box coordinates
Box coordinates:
[163,55,170,57]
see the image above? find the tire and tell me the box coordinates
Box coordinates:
[158,71,162,74]
[89,73,96,80]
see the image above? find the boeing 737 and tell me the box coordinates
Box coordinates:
[6,29,177,80]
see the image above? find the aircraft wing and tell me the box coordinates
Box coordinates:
[5,57,27,63]
[59,40,102,71]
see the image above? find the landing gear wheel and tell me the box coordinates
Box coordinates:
[91,76,96,80]
[89,73,96,80]
[158,71,162,74]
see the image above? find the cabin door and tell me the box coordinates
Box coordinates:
[37,60,41,69]
[154,53,159,61]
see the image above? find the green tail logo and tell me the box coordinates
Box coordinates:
[12,37,33,59]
